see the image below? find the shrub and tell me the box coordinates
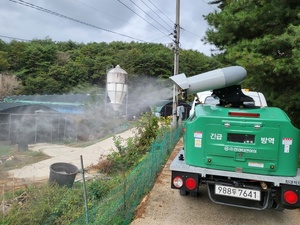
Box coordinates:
[0,183,84,225]
[97,113,162,174]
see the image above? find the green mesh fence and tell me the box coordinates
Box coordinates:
[72,125,183,225]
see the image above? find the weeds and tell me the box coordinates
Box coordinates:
[0,113,172,224]
[98,113,167,174]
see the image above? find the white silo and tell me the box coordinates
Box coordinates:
[106,65,128,112]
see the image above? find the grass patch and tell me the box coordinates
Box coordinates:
[0,142,13,157]
[0,176,118,225]
[0,143,49,172]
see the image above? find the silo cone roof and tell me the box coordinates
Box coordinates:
[108,65,127,75]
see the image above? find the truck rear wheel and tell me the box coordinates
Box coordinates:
[272,202,285,211]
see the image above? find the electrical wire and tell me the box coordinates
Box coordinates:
[180,27,202,38]
[0,34,30,42]
[149,34,173,42]
[75,0,149,32]
[146,0,174,24]
[129,0,171,33]
[179,0,218,40]
[117,0,171,39]
[201,0,218,10]
[75,0,172,41]
[140,0,173,30]
[8,0,147,42]
[6,0,212,48]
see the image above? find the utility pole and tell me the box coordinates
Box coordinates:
[172,0,180,127]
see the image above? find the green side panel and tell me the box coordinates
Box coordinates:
[184,106,300,176]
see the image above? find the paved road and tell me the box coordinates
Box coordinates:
[131,139,300,225]
[8,129,136,181]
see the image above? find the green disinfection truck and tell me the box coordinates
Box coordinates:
[170,66,300,210]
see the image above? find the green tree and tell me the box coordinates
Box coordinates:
[22,73,60,94]
[179,49,221,76]
[0,51,10,71]
[23,39,57,74]
[0,39,215,96]
[204,0,300,127]
[7,40,27,71]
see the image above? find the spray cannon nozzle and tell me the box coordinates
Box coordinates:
[169,66,247,95]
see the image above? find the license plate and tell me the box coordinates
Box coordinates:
[215,184,261,201]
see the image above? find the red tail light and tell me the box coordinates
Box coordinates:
[284,191,298,204]
[185,178,197,190]
[229,112,260,118]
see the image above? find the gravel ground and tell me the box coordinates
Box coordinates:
[131,139,300,225]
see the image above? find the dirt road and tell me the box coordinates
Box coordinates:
[131,139,300,225]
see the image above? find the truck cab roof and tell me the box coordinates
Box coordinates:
[197,89,267,107]
[189,89,267,116]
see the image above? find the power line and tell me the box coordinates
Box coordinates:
[8,0,147,42]
[180,27,202,38]
[179,0,218,40]
[140,0,173,30]
[75,0,149,32]
[146,0,174,24]
[117,0,171,39]
[148,34,172,42]
[201,0,218,11]
[129,0,171,33]
[0,34,30,42]
[76,0,172,41]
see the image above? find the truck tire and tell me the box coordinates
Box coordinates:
[272,202,285,211]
